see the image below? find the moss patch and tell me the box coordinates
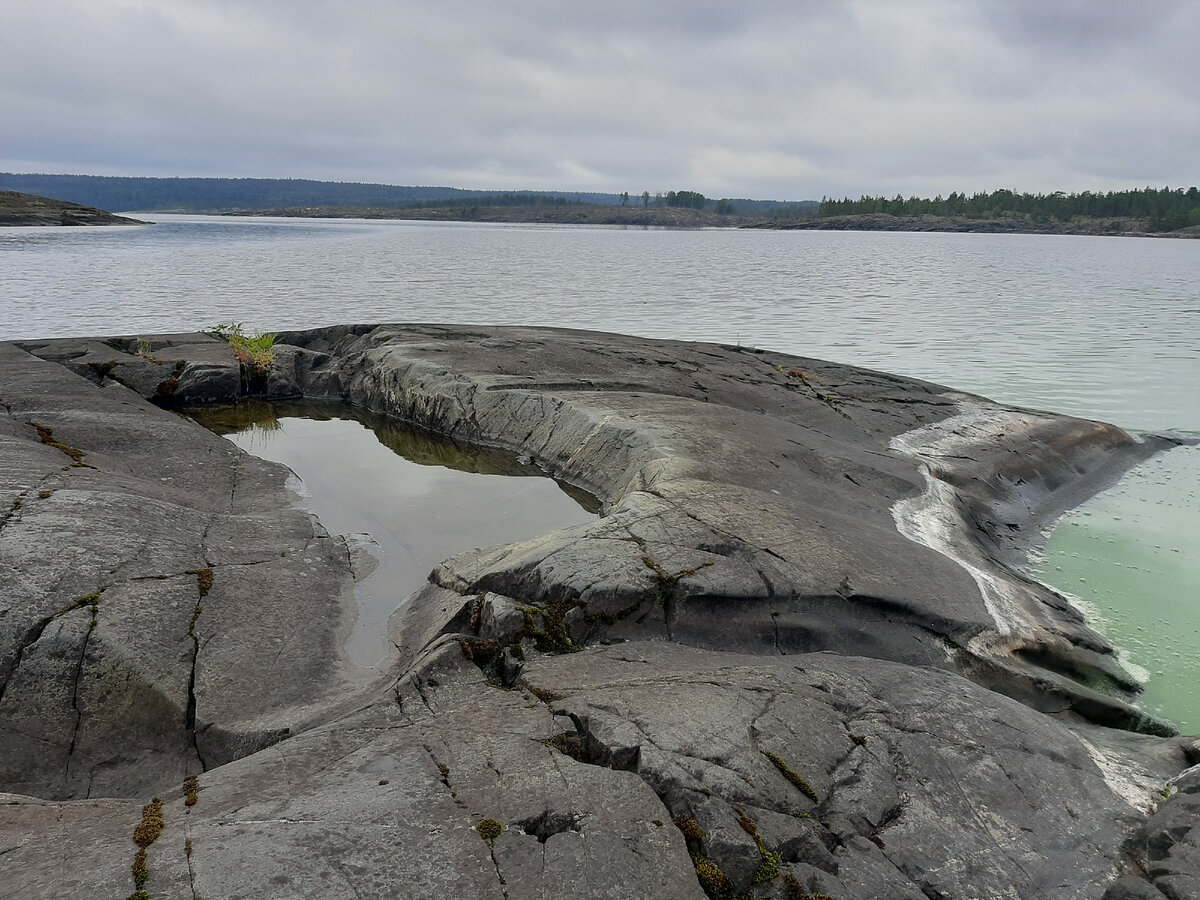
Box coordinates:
[674,815,706,841]
[544,732,590,763]
[753,848,782,884]
[58,592,101,617]
[762,750,820,803]
[455,637,504,663]
[780,366,851,419]
[633,550,715,625]
[184,774,200,807]
[133,798,165,848]
[126,797,165,900]
[27,421,88,465]
[186,568,214,597]
[690,853,733,899]
[526,685,565,704]
[736,809,783,886]
[517,602,582,654]
[477,819,504,845]
[131,849,149,888]
[88,360,120,380]
[782,872,836,900]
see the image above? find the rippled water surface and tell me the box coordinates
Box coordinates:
[3,215,1197,725]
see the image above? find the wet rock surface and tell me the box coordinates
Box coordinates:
[1,325,1196,898]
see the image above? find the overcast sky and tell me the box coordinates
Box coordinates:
[3,0,1197,200]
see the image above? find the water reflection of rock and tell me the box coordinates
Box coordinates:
[191,398,603,512]
[194,402,598,669]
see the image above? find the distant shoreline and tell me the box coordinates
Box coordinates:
[220,205,1200,238]
[746,212,1200,239]
[221,204,749,228]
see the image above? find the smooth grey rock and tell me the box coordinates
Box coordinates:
[1103,876,1173,900]
[520,642,1181,900]
[477,592,528,644]
[1116,766,1200,899]
[2,325,1196,899]
[174,359,241,404]
[687,792,765,892]
[0,341,368,802]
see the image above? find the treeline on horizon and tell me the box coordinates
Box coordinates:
[0,174,622,213]
[0,173,818,218]
[363,193,589,210]
[818,186,1200,231]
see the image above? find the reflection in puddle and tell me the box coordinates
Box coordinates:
[190,401,599,668]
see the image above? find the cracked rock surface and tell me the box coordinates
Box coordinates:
[1,325,1197,899]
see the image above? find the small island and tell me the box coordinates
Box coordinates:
[0,190,147,227]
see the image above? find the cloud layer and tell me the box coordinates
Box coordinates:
[5,0,1197,199]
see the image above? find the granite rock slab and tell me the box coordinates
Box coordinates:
[1,325,1196,899]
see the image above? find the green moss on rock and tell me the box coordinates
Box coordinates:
[477,818,504,845]
[762,750,820,803]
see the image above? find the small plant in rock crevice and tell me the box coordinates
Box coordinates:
[210,322,277,375]
[690,853,733,899]
[184,774,200,807]
[135,339,162,363]
[477,819,504,845]
[27,421,88,466]
[762,749,821,803]
[125,797,165,900]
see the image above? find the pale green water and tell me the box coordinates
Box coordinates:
[1038,442,1200,733]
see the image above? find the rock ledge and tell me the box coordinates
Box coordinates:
[1,325,1196,899]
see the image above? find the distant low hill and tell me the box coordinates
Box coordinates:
[0,174,620,213]
[227,203,754,227]
[0,173,818,219]
[0,190,147,227]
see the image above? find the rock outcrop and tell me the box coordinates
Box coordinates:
[0,190,148,226]
[1,325,1196,899]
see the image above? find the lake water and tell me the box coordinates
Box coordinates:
[2,215,1197,728]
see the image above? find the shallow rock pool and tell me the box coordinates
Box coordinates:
[190,400,598,668]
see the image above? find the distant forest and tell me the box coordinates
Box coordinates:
[0,173,818,218]
[13,173,1184,228]
[819,186,1200,231]
[0,174,620,213]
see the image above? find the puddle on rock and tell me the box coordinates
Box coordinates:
[189,400,599,669]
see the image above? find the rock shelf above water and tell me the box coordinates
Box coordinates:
[1,325,1196,899]
[0,190,148,227]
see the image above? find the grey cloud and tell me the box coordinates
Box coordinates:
[3,0,1196,199]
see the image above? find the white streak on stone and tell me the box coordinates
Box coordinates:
[888,395,1054,646]
[1076,736,1160,813]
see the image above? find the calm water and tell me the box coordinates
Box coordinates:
[2,215,1197,726]
[189,401,597,668]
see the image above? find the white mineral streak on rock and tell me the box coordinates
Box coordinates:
[1076,735,1160,813]
[889,394,1052,648]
